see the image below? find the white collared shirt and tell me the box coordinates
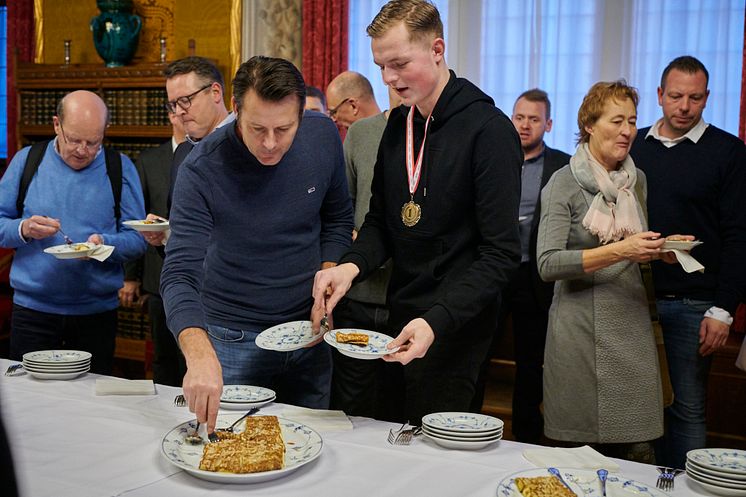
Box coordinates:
[645,117,709,148]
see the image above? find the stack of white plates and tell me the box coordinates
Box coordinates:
[421,412,503,450]
[219,385,276,410]
[22,350,92,380]
[686,448,746,496]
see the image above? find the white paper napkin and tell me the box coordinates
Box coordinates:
[279,405,353,432]
[523,445,620,472]
[89,244,115,262]
[663,248,705,273]
[95,378,155,396]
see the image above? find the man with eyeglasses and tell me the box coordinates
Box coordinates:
[139,56,233,248]
[160,56,353,434]
[325,71,382,129]
[0,90,147,374]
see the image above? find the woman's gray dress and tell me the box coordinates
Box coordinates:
[537,164,663,443]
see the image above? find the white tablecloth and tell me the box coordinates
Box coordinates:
[0,358,711,497]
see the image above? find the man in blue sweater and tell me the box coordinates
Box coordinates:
[160,56,353,433]
[631,56,746,469]
[0,90,147,374]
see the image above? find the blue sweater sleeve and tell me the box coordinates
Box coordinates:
[160,159,212,337]
[102,154,148,263]
[319,124,354,263]
[0,148,32,248]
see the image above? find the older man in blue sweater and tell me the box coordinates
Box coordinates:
[161,56,353,432]
[0,90,147,374]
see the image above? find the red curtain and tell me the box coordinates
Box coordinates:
[301,0,349,91]
[6,0,36,160]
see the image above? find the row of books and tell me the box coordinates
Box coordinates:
[110,141,164,161]
[107,89,171,126]
[19,89,171,127]
[117,307,151,341]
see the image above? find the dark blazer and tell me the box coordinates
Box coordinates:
[124,140,174,294]
[528,145,571,310]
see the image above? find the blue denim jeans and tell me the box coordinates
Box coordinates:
[656,298,713,469]
[206,323,332,409]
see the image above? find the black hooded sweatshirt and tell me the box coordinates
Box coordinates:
[340,71,522,337]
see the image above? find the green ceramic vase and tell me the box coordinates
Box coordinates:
[90,0,142,67]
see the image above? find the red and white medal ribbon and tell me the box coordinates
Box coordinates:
[405,105,432,198]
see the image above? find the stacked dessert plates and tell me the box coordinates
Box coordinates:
[22,350,92,380]
[686,448,746,496]
[219,385,276,410]
[421,412,503,450]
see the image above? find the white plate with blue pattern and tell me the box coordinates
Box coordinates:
[256,321,318,352]
[161,414,323,483]
[22,350,92,365]
[687,448,746,475]
[323,329,399,360]
[496,468,671,497]
[423,412,504,434]
[221,385,276,403]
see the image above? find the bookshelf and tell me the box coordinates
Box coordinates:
[15,62,172,160]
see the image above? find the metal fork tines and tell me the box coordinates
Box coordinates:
[184,421,219,444]
[4,363,24,376]
[387,422,421,446]
[655,467,678,491]
[173,394,186,407]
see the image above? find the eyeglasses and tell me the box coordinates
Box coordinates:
[164,83,213,113]
[59,122,103,153]
[328,98,351,119]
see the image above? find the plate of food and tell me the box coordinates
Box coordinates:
[43,242,97,259]
[323,328,399,360]
[256,321,319,351]
[496,468,671,497]
[662,239,702,251]
[123,218,170,232]
[161,414,323,483]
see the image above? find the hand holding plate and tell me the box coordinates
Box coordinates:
[383,318,435,365]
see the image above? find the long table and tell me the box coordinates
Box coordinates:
[0,358,710,497]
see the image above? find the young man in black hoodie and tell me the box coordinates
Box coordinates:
[312,0,522,423]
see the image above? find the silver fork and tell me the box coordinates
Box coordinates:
[4,364,24,376]
[387,421,407,444]
[173,394,186,407]
[216,407,260,434]
[387,422,421,445]
[184,421,220,444]
[392,426,422,445]
[58,226,73,245]
[656,467,675,491]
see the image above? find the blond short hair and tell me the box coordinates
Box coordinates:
[366,0,443,43]
[576,80,639,145]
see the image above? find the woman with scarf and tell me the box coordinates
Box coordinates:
[537,81,669,462]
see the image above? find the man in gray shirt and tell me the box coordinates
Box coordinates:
[330,82,400,417]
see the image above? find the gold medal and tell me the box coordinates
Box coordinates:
[401,200,422,227]
[403,106,432,228]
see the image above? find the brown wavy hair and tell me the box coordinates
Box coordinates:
[576,80,639,145]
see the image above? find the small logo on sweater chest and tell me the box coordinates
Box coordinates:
[307,187,316,194]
